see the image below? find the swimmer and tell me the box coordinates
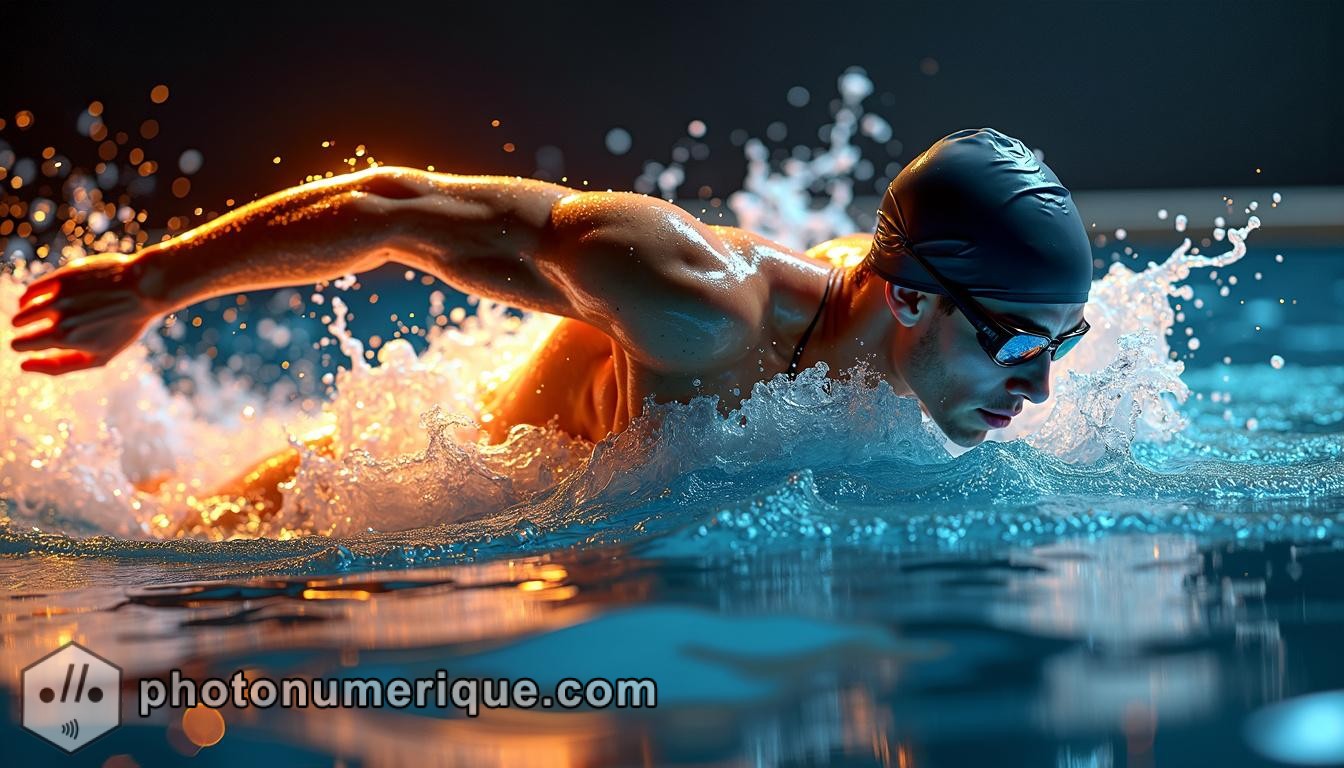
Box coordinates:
[10,128,1093,522]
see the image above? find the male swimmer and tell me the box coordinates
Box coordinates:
[9,128,1092,518]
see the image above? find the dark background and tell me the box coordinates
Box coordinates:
[5,0,1341,213]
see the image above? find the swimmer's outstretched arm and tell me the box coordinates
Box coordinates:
[10,167,767,374]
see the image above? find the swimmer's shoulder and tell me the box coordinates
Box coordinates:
[708,226,873,269]
[805,233,874,269]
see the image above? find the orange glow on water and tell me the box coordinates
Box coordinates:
[301,588,373,601]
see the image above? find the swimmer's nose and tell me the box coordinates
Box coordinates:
[1006,355,1051,404]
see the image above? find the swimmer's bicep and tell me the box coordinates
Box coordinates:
[539,192,763,369]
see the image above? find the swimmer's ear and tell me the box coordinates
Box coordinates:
[885,283,935,328]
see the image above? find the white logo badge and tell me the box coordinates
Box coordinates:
[22,642,122,753]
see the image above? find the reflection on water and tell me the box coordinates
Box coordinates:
[3,528,1336,766]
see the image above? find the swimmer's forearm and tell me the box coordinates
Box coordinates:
[141,167,573,311]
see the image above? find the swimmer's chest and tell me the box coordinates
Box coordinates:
[488,317,797,441]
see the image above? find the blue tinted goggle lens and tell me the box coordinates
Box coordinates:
[1053,333,1083,361]
[994,334,1050,365]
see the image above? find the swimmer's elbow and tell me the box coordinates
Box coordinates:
[340,167,473,268]
[348,165,430,201]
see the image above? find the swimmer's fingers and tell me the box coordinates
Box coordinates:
[11,326,64,353]
[11,301,58,329]
[17,290,137,321]
[18,275,61,308]
[18,349,100,376]
[11,299,144,353]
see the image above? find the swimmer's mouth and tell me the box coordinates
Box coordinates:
[977,408,1014,429]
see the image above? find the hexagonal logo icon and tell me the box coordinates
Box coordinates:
[22,641,122,753]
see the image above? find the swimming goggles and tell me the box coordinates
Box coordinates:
[893,249,1090,367]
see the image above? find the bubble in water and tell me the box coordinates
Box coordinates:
[1175,214,1187,232]
[687,120,706,138]
[1115,228,1127,241]
[1272,192,1282,203]
[1270,355,1285,369]
[786,86,810,107]
[1158,209,1168,220]
[604,128,632,156]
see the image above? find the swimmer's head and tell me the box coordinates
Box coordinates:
[866,128,1093,446]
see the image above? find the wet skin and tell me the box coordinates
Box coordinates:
[9,167,1084,509]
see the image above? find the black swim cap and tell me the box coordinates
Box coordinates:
[866,127,1093,304]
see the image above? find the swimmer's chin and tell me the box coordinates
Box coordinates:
[935,419,989,448]
[920,406,989,449]
[946,431,988,449]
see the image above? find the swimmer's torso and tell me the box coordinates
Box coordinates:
[482,232,874,443]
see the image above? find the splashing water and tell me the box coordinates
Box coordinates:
[0,70,1337,568]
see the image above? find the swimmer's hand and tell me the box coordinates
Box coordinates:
[9,249,172,375]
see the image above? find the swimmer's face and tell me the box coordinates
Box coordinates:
[889,289,1087,447]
